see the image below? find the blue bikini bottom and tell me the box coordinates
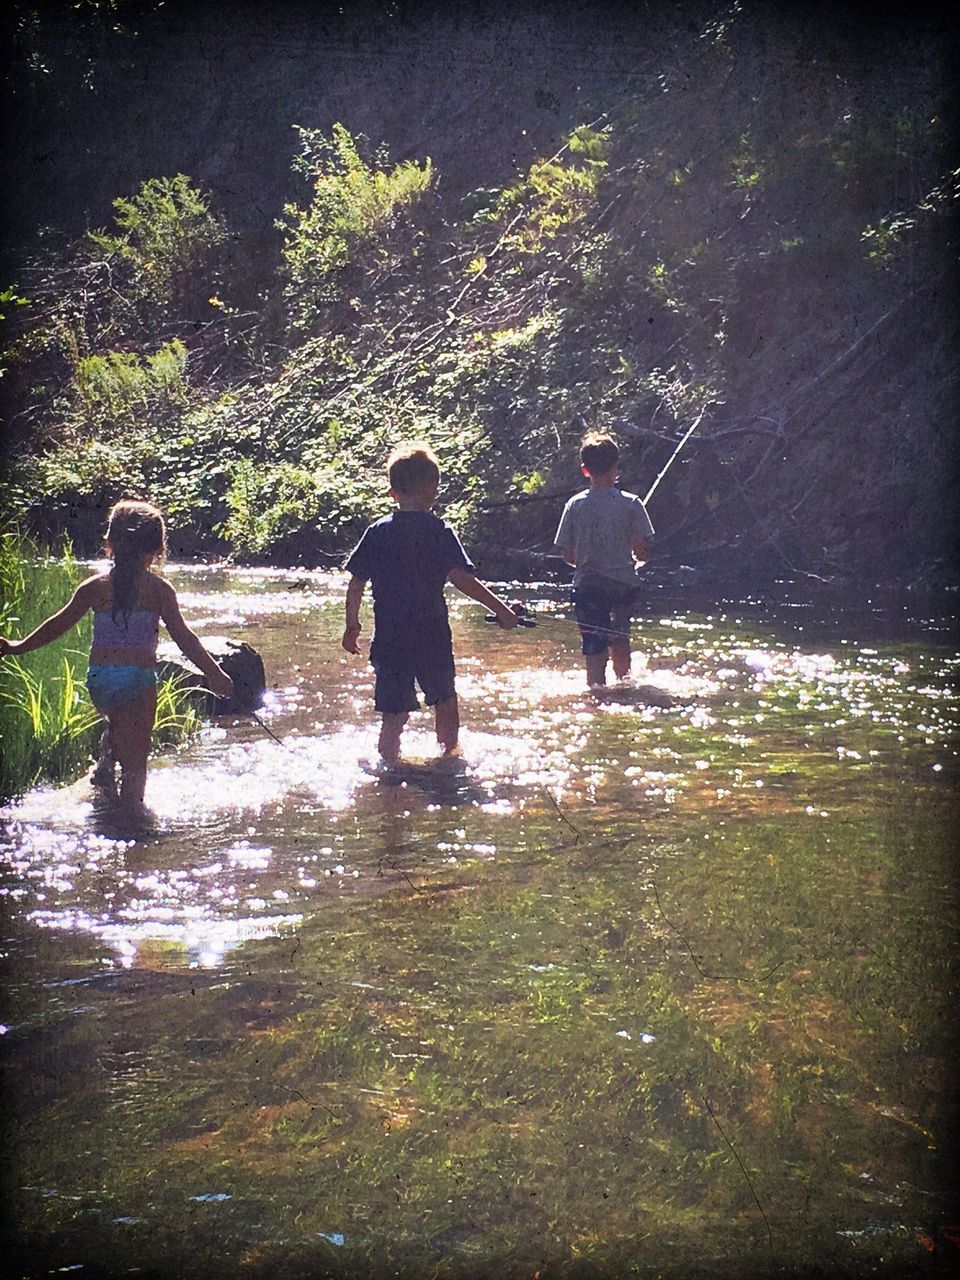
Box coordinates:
[86,664,158,711]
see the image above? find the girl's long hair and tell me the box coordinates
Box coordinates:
[104,499,167,624]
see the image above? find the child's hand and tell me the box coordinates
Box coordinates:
[208,669,234,700]
[0,637,21,657]
[342,624,362,654]
[495,604,520,630]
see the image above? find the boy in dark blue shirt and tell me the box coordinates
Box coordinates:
[343,443,518,765]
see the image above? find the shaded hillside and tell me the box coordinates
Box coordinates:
[2,0,957,587]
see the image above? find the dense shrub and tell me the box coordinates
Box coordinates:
[280,124,435,333]
[2,14,955,581]
[86,173,227,315]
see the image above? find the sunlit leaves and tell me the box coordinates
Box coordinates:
[280,123,434,331]
[86,174,226,309]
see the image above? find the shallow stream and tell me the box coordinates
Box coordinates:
[2,567,958,1278]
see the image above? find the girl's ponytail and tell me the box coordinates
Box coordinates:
[104,500,167,624]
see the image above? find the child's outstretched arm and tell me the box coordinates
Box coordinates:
[342,576,366,654]
[447,569,519,628]
[0,577,97,657]
[632,536,650,567]
[157,580,234,699]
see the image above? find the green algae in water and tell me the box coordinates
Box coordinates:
[1,572,958,1278]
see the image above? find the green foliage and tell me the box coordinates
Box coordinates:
[0,533,207,799]
[280,123,434,330]
[731,132,763,189]
[16,433,160,544]
[218,457,372,558]
[74,338,188,435]
[86,174,226,309]
[3,17,955,578]
[485,124,610,255]
[153,672,203,747]
[513,469,546,495]
[862,165,960,264]
[0,534,97,797]
[0,173,227,481]
[0,284,29,322]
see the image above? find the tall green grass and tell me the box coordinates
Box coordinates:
[0,534,199,801]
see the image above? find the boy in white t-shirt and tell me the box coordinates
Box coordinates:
[554,433,654,687]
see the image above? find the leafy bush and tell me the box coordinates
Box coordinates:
[74,338,189,435]
[475,124,609,256]
[218,458,373,559]
[1,174,228,468]
[15,434,157,549]
[87,174,227,311]
[280,123,434,330]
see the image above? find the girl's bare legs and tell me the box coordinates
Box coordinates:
[378,712,408,765]
[108,686,157,810]
[434,695,460,756]
[91,726,116,790]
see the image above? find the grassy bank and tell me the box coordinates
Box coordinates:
[0,535,200,801]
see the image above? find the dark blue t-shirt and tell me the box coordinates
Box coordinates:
[344,511,474,667]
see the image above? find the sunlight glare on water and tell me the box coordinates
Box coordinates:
[1,567,957,1278]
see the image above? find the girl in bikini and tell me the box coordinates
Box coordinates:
[0,499,233,814]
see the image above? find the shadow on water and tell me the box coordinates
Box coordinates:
[1,566,958,1278]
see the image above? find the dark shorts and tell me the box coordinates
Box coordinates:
[371,624,455,716]
[373,653,457,714]
[573,580,640,656]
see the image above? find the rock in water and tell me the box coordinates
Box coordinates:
[632,683,676,709]
[591,683,676,709]
[157,641,266,715]
[213,642,266,713]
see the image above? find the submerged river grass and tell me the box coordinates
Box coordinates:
[2,567,958,1278]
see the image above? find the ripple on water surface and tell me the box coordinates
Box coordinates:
[1,573,958,1278]
[2,583,957,983]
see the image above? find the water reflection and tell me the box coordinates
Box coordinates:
[1,568,957,1277]
[2,573,957,979]
[29,912,303,971]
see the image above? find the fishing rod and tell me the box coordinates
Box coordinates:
[483,604,651,640]
[250,709,289,749]
[642,403,709,506]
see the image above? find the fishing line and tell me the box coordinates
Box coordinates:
[483,607,645,640]
[250,709,290,749]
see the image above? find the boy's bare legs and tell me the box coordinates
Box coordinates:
[378,713,408,765]
[434,695,460,756]
[610,637,631,680]
[586,650,609,688]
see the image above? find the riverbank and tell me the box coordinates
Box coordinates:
[3,5,955,589]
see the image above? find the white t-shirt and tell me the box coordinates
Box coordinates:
[554,486,654,587]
